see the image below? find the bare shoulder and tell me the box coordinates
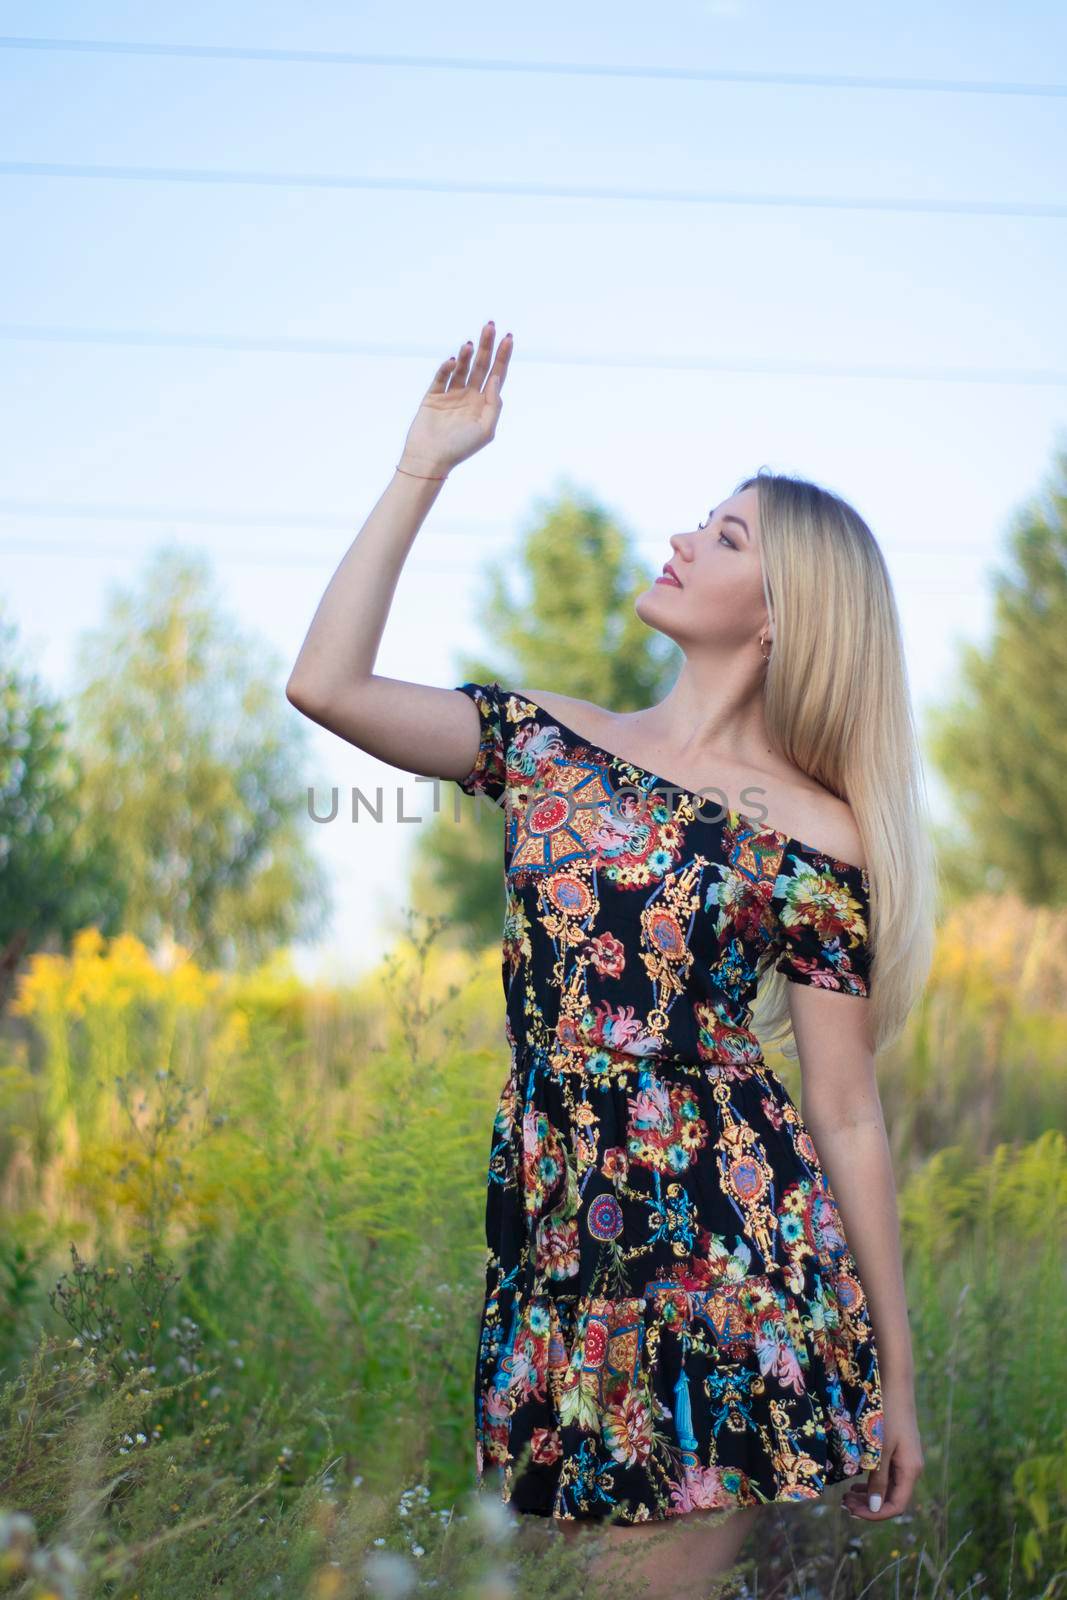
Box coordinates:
[513,686,867,871]
[512,687,614,733]
[781,777,867,871]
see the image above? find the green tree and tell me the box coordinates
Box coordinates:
[409,483,681,946]
[0,611,127,1011]
[67,545,333,968]
[926,437,1067,905]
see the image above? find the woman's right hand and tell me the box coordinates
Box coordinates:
[398,322,513,477]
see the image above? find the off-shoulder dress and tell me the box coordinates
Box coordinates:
[453,680,882,1524]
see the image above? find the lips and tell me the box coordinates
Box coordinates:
[656,562,682,588]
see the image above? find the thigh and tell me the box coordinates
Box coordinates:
[598,1501,762,1549]
[558,1502,761,1540]
[586,1503,763,1594]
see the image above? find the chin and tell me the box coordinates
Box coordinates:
[634,588,681,636]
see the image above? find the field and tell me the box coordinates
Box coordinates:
[1,895,1065,1599]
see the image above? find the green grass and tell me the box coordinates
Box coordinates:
[0,900,1065,1599]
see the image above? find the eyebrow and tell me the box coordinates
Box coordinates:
[711,509,750,542]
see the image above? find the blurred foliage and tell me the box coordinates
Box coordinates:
[925,436,1067,906]
[0,609,128,1013]
[0,900,1064,1597]
[64,545,333,971]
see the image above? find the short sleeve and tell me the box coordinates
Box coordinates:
[453,680,508,808]
[770,842,872,997]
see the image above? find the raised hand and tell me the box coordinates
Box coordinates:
[398,321,513,478]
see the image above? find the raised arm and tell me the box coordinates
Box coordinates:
[284,322,513,784]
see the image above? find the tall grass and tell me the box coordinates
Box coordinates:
[0,897,1064,1598]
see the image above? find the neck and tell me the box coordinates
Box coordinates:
[626,658,773,771]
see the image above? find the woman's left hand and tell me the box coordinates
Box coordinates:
[841,1382,924,1521]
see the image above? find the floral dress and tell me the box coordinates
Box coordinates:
[453,680,882,1524]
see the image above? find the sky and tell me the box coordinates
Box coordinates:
[2,2,1065,981]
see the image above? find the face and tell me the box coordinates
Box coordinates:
[635,486,770,653]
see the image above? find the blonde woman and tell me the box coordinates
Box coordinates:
[286,323,936,1598]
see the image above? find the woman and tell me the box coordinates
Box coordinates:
[286,323,936,1597]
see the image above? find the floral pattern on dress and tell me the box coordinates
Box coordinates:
[454,680,881,1523]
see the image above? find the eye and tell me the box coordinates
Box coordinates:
[699,515,735,548]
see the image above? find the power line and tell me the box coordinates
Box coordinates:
[0,498,1027,552]
[0,534,477,570]
[0,537,1000,591]
[2,35,1064,100]
[3,160,1064,220]
[0,325,1063,386]
[0,523,1012,563]
[0,496,494,536]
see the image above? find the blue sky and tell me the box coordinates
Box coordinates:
[2,2,1065,979]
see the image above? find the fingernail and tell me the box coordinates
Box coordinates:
[868,1493,882,1512]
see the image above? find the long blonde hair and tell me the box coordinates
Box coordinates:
[739,467,941,1057]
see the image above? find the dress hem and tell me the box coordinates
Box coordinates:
[474,1453,880,1524]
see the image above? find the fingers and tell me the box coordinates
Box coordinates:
[440,323,513,396]
[427,352,459,394]
[488,330,513,398]
[841,1447,923,1521]
[446,337,476,389]
[466,322,497,387]
[876,1451,923,1519]
[865,1454,890,1514]
[841,1466,883,1518]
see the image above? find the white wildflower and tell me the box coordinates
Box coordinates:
[362,1548,417,1598]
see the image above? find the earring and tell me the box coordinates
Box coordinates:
[759,630,773,662]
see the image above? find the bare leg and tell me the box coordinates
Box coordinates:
[555,1503,762,1600]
